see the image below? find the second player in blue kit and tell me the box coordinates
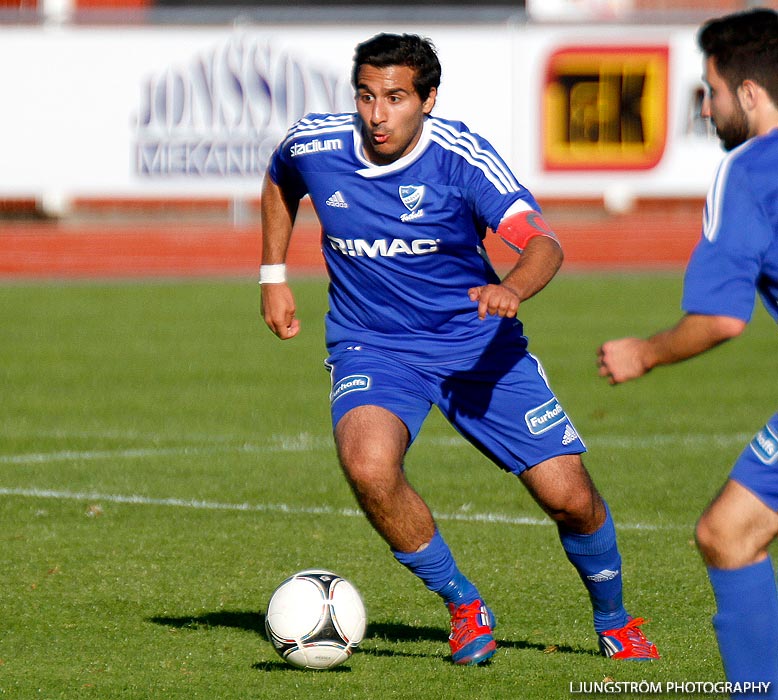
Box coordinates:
[599,9,778,695]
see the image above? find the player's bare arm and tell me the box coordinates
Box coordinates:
[597,312,746,385]
[260,175,301,340]
[468,234,563,320]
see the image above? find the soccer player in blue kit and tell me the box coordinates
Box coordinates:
[261,32,658,665]
[598,9,778,696]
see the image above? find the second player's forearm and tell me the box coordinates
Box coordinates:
[644,313,746,369]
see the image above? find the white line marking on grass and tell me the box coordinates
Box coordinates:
[0,430,751,466]
[589,433,752,450]
[0,486,363,517]
[0,436,334,465]
[0,430,741,534]
[0,447,224,465]
[0,486,680,531]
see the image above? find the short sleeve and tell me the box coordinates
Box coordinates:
[682,156,772,322]
[267,126,310,201]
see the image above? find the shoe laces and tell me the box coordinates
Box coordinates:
[611,617,657,656]
[448,600,491,648]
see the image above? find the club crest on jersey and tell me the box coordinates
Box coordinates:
[399,185,425,222]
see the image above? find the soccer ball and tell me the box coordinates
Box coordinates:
[265,569,367,670]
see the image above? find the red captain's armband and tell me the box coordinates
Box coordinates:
[496,210,558,254]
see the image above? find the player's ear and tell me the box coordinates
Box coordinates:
[422,87,437,115]
[736,79,759,112]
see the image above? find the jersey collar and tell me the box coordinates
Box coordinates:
[353,117,432,178]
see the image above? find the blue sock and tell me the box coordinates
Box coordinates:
[559,502,628,633]
[392,529,480,606]
[708,558,778,698]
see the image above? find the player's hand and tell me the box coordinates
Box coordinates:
[261,283,301,340]
[468,283,521,320]
[597,338,650,385]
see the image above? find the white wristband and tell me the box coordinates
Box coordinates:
[259,264,287,284]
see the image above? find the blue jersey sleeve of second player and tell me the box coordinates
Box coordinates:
[682,153,771,322]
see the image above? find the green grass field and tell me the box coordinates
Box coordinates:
[1,273,775,699]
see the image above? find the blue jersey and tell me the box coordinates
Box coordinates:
[268,112,540,364]
[682,129,778,324]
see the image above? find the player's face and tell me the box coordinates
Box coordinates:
[702,56,750,151]
[355,64,436,165]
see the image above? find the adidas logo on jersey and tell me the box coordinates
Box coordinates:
[326,191,349,208]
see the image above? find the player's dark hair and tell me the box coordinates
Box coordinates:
[352,33,441,100]
[698,8,778,105]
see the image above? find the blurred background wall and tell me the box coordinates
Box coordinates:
[0,0,775,221]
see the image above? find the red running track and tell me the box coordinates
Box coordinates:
[0,200,704,279]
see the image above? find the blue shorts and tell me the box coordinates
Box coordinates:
[324,343,586,475]
[730,412,778,511]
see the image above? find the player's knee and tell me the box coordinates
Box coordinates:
[339,450,399,493]
[695,511,743,567]
[524,454,603,529]
[694,514,718,562]
[337,431,392,479]
[336,437,406,501]
[547,488,603,531]
[335,407,408,473]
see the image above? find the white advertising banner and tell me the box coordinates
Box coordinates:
[513,24,723,199]
[0,21,723,201]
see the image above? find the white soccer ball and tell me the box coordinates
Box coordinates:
[265,569,367,670]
